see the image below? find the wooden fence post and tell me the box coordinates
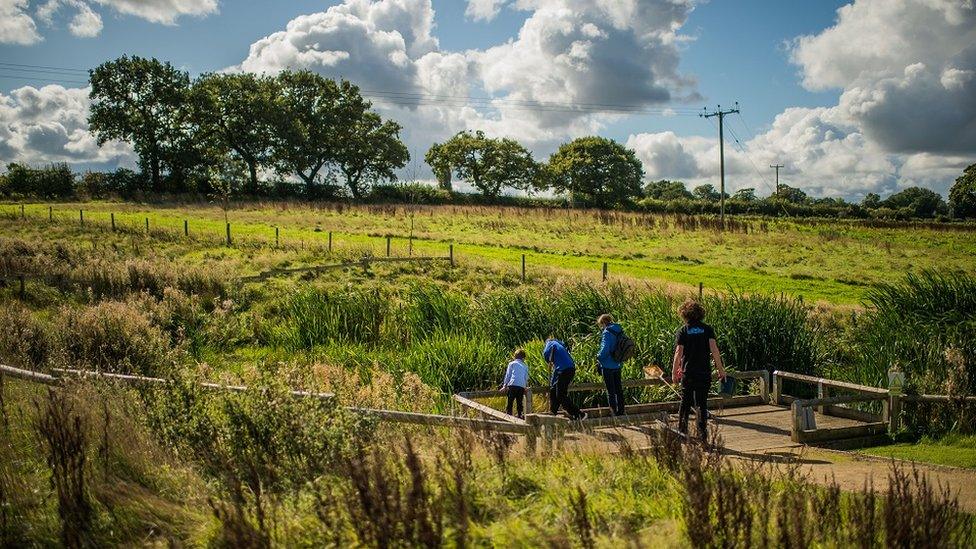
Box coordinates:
[21,204,25,219]
[790,401,803,442]
[328,232,333,252]
[184,219,188,237]
[760,370,770,403]
[79,209,84,226]
[772,372,781,405]
[386,235,391,257]
[525,414,540,456]
[817,381,826,414]
[889,395,902,434]
[110,213,115,231]
[48,206,52,221]
[226,223,232,246]
[275,226,279,247]
[18,275,25,300]
[602,262,608,281]
[449,244,454,267]
[145,218,149,232]
[699,282,703,300]
[521,254,526,282]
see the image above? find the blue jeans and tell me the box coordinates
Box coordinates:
[602,368,625,415]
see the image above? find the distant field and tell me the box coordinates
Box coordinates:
[6,200,975,304]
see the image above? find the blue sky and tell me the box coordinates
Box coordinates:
[0,0,972,199]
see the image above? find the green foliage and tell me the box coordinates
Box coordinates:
[644,180,693,201]
[425,130,540,198]
[882,186,947,218]
[334,111,409,198]
[368,182,451,204]
[284,286,387,349]
[547,136,644,208]
[949,163,976,219]
[862,192,882,209]
[273,72,369,192]
[3,163,75,198]
[191,72,279,194]
[775,183,808,204]
[732,187,757,202]
[693,184,721,202]
[88,56,195,191]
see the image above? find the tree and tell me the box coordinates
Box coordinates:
[191,73,278,195]
[424,142,452,192]
[273,72,368,193]
[207,153,248,224]
[693,184,720,201]
[883,186,947,218]
[732,188,757,202]
[776,184,808,204]
[644,180,692,201]
[861,192,882,209]
[546,136,643,208]
[88,56,194,192]
[334,112,409,199]
[424,131,539,198]
[949,163,976,219]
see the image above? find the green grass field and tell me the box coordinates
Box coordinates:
[861,436,976,469]
[7,200,976,304]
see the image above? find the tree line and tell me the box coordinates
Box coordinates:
[1,55,975,220]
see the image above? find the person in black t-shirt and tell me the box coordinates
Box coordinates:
[672,299,726,441]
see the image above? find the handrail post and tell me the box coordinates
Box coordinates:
[772,371,781,405]
[817,381,826,414]
[525,414,540,455]
[524,387,533,415]
[759,370,770,402]
[889,394,902,434]
[790,401,804,442]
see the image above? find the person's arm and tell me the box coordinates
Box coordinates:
[597,330,612,361]
[709,339,726,380]
[672,345,684,382]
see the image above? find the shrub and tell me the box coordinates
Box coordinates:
[55,301,174,376]
[4,163,75,199]
[284,286,388,349]
[0,304,52,370]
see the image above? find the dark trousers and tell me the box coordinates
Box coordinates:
[678,382,710,440]
[506,386,525,418]
[549,369,582,418]
[602,368,625,415]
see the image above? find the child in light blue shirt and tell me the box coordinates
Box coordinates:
[501,349,529,418]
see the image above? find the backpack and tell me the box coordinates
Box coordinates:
[610,327,636,363]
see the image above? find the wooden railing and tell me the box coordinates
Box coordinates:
[773,370,891,444]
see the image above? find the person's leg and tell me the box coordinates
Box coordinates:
[506,387,516,416]
[558,370,581,418]
[611,369,625,415]
[678,383,694,434]
[549,371,560,414]
[514,386,525,418]
[695,384,710,441]
[602,368,616,413]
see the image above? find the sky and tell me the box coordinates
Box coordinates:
[0,0,974,200]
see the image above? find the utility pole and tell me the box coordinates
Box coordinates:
[701,103,739,228]
[770,163,784,197]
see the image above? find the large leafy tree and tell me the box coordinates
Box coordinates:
[949,163,976,219]
[883,186,947,218]
[88,56,194,192]
[693,184,720,201]
[334,112,409,199]
[425,130,539,198]
[547,137,643,208]
[191,73,278,195]
[273,71,368,192]
[644,179,692,201]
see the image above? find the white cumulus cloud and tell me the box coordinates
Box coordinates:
[465,0,507,21]
[0,0,42,44]
[0,85,135,168]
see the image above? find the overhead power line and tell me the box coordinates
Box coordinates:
[0,60,706,117]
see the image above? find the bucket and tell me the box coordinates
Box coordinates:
[719,377,735,397]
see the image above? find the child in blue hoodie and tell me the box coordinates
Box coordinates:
[500,349,529,418]
[597,314,626,416]
[543,337,585,420]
